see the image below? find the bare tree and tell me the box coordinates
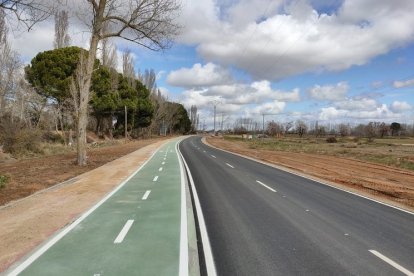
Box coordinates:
[296,120,307,138]
[53,10,70,49]
[0,0,54,30]
[284,121,293,135]
[122,49,135,84]
[267,121,283,137]
[189,105,197,131]
[379,122,389,138]
[143,68,157,92]
[339,123,350,137]
[0,10,22,117]
[102,41,118,68]
[99,22,118,68]
[365,122,376,142]
[71,0,180,165]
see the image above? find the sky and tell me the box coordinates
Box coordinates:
[8,0,414,129]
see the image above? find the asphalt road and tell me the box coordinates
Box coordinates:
[179,136,414,276]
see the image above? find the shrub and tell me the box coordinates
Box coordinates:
[326,137,337,143]
[42,131,65,144]
[0,118,42,155]
[0,175,9,189]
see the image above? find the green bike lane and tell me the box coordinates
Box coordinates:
[7,139,189,276]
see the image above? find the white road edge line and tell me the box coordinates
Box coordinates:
[159,167,163,172]
[162,162,165,165]
[211,155,216,158]
[114,220,134,244]
[142,190,151,200]
[153,176,159,182]
[178,140,217,276]
[6,145,162,276]
[176,141,189,276]
[203,138,414,216]
[369,250,414,276]
[225,163,234,168]
[256,180,277,193]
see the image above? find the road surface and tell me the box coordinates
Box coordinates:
[179,136,414,276]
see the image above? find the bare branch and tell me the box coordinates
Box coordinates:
[0,0,56,31]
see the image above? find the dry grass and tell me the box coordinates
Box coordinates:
[225,135,414,171]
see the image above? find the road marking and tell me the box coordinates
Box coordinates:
[211,155,216,158]
[153,176,159,182]
[162,161,165,165]
[142,190,151,200]
[114,220,134,244]
[305,209,310,212]
[203,150,206,153]
[176,141,189,276]
[164,157,166,160]
[369,250,414,276]
[159,167,163,172]
[256,180,277,192]
[225,163,234,168]
[178,141,217,276]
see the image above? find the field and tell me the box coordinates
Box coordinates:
[228,135,414,171]
[207,135,414,211]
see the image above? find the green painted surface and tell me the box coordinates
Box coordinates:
[21,140,183,276]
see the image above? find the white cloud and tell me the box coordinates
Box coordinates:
[334,97,378,111]
[10,20,55,62]
[393,79,414,88]
[189,80,299,106]
[251,81,301,102]
[309,82,349,101]
[319,104,405,121]
[251,101,286,115]
[167,63,232,88]
[158,87,172,100]
[390,101,412,112]
[178,0,414,80]
[178,79,296,118]
[319,107,348,120]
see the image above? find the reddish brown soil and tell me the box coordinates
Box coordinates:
[206,137,414,211]
[0,138,165,206]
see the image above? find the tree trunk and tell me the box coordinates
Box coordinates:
[76,0,105,165]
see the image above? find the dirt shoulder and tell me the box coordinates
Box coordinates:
[0,138,169,272]
[206,137,414,212]
[0,138,166,206]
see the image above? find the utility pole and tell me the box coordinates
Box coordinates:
[262,114,265,140]
[221,113,224,132]
[124,106,127,140]
[214,104,216,135]
[211,99,221,135]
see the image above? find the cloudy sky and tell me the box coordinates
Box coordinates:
[9,0,414,129]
